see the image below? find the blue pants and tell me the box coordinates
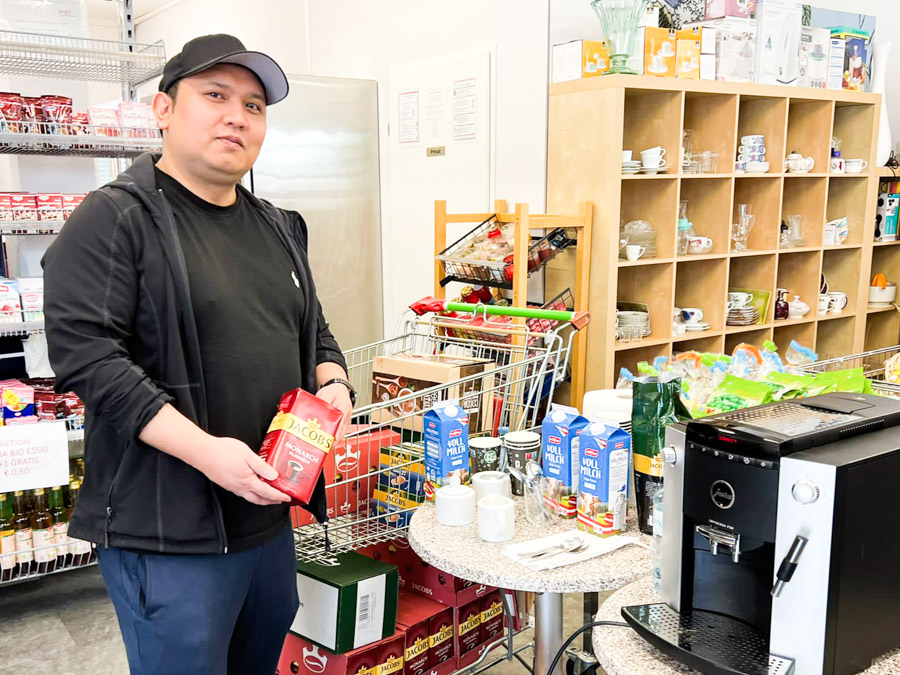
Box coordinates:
[97,524,298,675]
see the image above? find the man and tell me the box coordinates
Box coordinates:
[42,35,356,674]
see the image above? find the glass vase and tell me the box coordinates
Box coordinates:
[590,0,651,75]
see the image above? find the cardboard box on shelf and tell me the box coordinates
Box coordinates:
[798,26,831,89]
[378,445,426,501]
[291,425,401,528]
[679,26,716,55]
[17,277,43,322]
[676,38,701,79]
[291,550,399,654]
[705,0,756,20]
[371,354,495,434]
[396,589,455,675]
[700,54,717,80]
[278,630,406,675]
[753,0,802,86]
[827,38,846,90]
[551,40,609,83]
[686,17,756,82]
[831,28,869,91]
[624,4,661,75]
[479,590,505,645]
[9,194,37,221]
[643,27,677,78]
[455,597,483,664]
[34,194,63,221]
[0,280,22,323]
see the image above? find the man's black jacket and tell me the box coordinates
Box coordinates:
[42,152,345,554]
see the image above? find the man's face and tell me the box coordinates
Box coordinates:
[154,63,267,182]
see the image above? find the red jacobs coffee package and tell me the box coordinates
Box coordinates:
[259,388,343,506]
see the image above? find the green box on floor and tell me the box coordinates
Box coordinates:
[290,550,399,654]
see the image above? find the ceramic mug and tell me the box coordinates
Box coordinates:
[831,157,845,173]
[471,471,512,502]
[687,236,713,253]
[681,307,704,323]
[435,483,476,526]
[739,144,766,154]
[845,159,868,173]
[741,134,765,144]
[640,147,667,168]
[827,291,848,314]
[622,150,633,162]
[673,321,687,336]
[818,293,833,315]
[477,494,515,543]
[728,292,753,307]
[738,152,766,163]
[625,245,646,261]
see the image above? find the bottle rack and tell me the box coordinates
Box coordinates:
[548,75,889,389]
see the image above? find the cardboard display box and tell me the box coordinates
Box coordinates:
[292,551,399,654]
[371,354,495,433]
[753,0,802,86]
[551,40,609,83]
[798,26,831,89]
[278,630,405,675]
[705,0,756,20]
[396,589,455,675]
[686,17,756,82]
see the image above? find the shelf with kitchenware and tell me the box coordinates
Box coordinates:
[547,76,883,388]
[725,328,772,355]
[873,240,900,247]
[773,322,818,355]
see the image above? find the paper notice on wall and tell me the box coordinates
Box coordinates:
[0,421,68,493]
[453,78,476,142]
[423,88,446,141]
[399,91,419,144]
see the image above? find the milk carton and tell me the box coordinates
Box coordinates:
[424,400,470,500]
[576,421,631,537]
[542,403,589,518]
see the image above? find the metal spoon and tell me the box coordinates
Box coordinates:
[517,535,583,560]
[537,542,590,562]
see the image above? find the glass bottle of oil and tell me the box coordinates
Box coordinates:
[12,491,34,576]
[0,493,16,581]
[30,489,56,573]
[48,486,68,568]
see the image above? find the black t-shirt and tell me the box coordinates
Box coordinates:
[155,167,304,551]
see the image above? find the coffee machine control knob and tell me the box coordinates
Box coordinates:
[792,479,820,505]
[662,446,678,466]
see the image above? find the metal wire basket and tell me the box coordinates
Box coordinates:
[797,345,900,398]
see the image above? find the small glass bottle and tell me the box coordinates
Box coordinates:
[774,289,790,320]
[30,489,56,573]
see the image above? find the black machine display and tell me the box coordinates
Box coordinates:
[622,393,900,675]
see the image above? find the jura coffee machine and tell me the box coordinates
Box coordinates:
[622,393,900,675]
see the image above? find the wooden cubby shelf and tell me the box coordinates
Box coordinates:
[548,75,886,389]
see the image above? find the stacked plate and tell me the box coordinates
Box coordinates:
[616,310,651,338]
[684,321,710,332]
[622,160,642,174]
[726,305,760,326]
[639,165,668,174]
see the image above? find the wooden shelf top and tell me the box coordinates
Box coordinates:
[620,173,677,180]
[820,311,857,320]
[822,244,863,252]
[867,305,898,314]
[614,336,671,351]
[772,316,816,327]
[618,257,675,267]
[730,249,777,257]
[726,323,771,334]
[778,246,822,254]
[873,240,900,247]
[550,74,882,105]
[677,253,728,262]
[878,167,899,178]
[672,330,723,342]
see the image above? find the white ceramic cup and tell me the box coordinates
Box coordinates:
[739,144,766,154]
[471,471,512,502]
[687,236,713,253]
[622,150,633,162]
[818,293,833,314]
[741,134,765,144]
[477,494,515,543]
[827,291,848,313]
[681,307,704,323]
[625,245,646,261]
[831,157,845,173]
[673,321,687,336]
[640,147,667,168]
[728,292,753,307]
[845,159,868,173]
[435,484,476,526]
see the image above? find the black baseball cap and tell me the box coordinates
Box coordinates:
[158,34,289,105]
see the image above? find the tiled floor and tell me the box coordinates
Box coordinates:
[0,568,610,675]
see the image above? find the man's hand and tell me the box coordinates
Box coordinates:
[195,437,292,506]
[316,383,353,443]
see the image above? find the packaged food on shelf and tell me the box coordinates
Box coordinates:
[0,380,35,421]
[21,96,42,134]
[87,106,120,137]
[35,193,63,221]
[0,194,11,221]
[0,281,22,323]
[291,549,399,653]
[17,278,44,322]
[0,92,25,134]
[61,193,86,218]
[259,388,342,507]
[39,96,72,134]
[117,102,158,138]
[576,421,630,538]
[378,446,426,501]
[10,194,37,221]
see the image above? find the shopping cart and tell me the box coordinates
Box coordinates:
[293,300,590,564]
[798,345,900,399]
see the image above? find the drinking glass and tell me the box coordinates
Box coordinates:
[682,129,694,167]
[590,0,651,74]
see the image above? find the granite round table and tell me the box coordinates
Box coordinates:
[407,502,652,675]
[592,576,900,675]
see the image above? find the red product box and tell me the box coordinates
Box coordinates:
[259,388,342,507]
[0,194,12,221]
[61,193,86,219]
[35,193,64,221]
[396,589,455,675]
[10,194,37,221]
[291,425,402,528]
[479,590,504,645]
[454,598,483,665]
[278,630,405,675]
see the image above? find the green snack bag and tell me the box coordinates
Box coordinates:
[703,375,772,416]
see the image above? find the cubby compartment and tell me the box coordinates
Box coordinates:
[683,92,738,174]
[737,96,788,171]
[826,176,870,246]
[865,311,900,351]
[776,250,822,320]
[624,90,683,173]
[679,178,733,255]
[781,176,827,249]
[672,334,725,354]
[785,99,834,173]
[832,102,876,168]
[728,254,777,322]
[675,258,728,332]
[725,328,772,354]
[621,179,678,259]
[816,316,856,360]
[822,248,862,315]
[617,263,674,344]
[773,321,817,353]
[733,177,781,252]
[614,343,671,379]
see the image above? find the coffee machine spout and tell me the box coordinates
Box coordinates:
[696,524,742,563]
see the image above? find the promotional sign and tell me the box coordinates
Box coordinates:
[0,421,68,492]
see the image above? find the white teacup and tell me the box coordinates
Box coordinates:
[640,147,667,169]
[818,293,832,315]
[435,483,476,526]
[845,159,868,173]
[687,236,713,253]
[741,134,765,144]
[477,494,515,543]
[728,292,753,307]
[827,291,848,314]
[681,307,704,323]
[673,321,687,336]
[625,245,646,261]
[472,471,512,502]
[622,150,633,162]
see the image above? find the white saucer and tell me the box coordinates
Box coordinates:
[639,167,668,174]
[646,63,668,74]
[684,321,710,330]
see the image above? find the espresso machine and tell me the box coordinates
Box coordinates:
[622,393,900,675]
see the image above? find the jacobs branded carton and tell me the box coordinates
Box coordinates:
[278,631,406,675]
[576,421,631,538]
[424,400,470,500]
[541,403,588,518]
